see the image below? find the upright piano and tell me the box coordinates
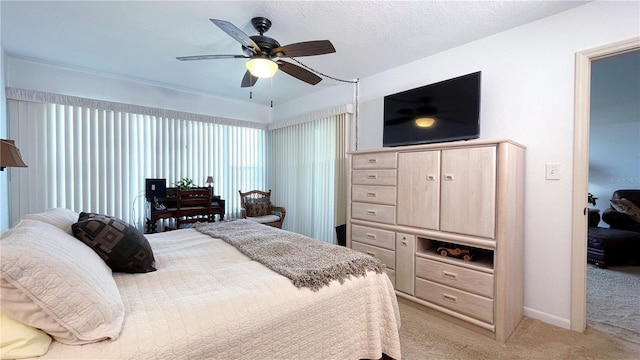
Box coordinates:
[145,187,225,233]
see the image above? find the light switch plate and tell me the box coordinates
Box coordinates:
[546,163,560,180]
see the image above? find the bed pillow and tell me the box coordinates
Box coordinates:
[0,311,52,359]
[72,212,157,273]
[21,208,79,234]
[0,219,124,344]
[610,198,640,223]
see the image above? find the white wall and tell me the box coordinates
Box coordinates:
[277,1,640,328]
[5,57,272,123]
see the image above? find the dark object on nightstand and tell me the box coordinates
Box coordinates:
[335,224,346,247]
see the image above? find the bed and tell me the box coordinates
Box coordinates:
[0,209,402,360]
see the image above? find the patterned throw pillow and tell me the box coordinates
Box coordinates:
[245,201,271,217]
[72,212,157,273]
[610,198,640,223]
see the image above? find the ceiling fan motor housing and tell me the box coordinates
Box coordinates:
[248,35,280,54]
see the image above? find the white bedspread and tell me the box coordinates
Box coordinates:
[33,229,402,359]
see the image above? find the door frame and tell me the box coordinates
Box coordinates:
[571,37,640,332]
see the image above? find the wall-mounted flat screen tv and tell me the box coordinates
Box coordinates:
[383,71,481,147]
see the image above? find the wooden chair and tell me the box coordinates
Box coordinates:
[176,187,212,228]
[238,190,286,228]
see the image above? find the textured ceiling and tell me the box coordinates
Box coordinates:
[1,1,588,107]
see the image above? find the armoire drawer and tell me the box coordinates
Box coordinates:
[351,224,395,250]
[351,241,396,269]
[352,185,397,205]
[352,170,397,186]
[415,257,494,298]
[415,278,494,324]
[352,202,396,224]
[352,152,397,169]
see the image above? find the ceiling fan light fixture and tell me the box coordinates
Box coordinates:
[246,56,278,78]
[415,117,436,128]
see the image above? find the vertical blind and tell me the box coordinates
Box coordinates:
[7,98,266,229]
[269,113,348,243]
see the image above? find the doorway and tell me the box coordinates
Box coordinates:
[571,37,640,332]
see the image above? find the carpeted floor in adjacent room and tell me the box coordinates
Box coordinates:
[586,265,640,344]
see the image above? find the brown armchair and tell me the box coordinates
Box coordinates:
[601,190,640,233]
[238,189,286,228]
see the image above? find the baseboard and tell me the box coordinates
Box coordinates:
[523,306,571,330]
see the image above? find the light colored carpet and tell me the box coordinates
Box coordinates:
[397,297,640,359]
[587,265,640,344]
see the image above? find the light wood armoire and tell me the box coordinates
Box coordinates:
[347,139,525,342]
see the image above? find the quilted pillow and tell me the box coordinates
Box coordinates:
[245,201,271,217]
[22,208,79,234]
[0,311,52,358]
[0,219,124,344]
[72,212,157,273]
[610,198,640,223]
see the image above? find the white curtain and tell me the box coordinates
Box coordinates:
[7,92,267,230]
[269,112,349,243]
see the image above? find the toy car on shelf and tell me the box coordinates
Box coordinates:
[436,246,474,261]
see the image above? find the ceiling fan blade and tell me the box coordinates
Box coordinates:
[210,19,260,53]
[241,70,259,88]
[272,40,336,58]
[278,61,322,85]
[176,54,248,61]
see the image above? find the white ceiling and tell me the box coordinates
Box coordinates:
[1,1,588,107]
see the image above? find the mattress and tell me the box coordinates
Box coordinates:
[33,228,402,359]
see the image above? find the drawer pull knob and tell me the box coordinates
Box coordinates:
[366,192,377,197]
[367,158,378,163]
[442,294,457,303]
[366,251,376,257]
[427,174,435,181]
[366,233,376,239]
[367,174,378,179]
[444,174,454,181]
[401,240,408,246]
[442,271,458,280]
[366,210,377,215]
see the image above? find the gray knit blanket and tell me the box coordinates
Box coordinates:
[194,220,385,291]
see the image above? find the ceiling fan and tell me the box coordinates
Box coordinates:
[176,17,336,87]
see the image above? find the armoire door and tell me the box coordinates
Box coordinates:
[397,151,441,229]
[440,146,496,238]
